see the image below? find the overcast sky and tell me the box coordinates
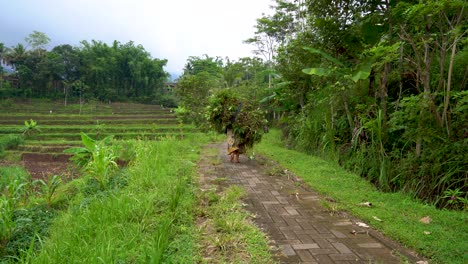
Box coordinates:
[1,0,273,76]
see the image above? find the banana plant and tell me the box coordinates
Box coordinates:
[21,119,41,136]
[64,132,117,189]
[301,47,372,83]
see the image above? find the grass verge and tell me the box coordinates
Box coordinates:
[254,130,467,264]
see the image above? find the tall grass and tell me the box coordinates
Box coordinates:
[0,166,31,256]
[28,135,209,263]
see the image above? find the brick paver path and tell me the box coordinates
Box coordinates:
[201,143,422,264]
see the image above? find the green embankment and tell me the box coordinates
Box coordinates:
[254,130,467,264]
[0,102,189,159]
[30,136,203,263]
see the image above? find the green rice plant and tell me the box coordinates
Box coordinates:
[1,177,29,210]
[34,175,62,208]
[0,167,31,255]
[0,196,16,253]
[145,218,174,263]
[92,120,106,139]
[169,177,185,213]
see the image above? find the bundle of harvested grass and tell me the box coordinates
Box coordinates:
[206,89,267,149]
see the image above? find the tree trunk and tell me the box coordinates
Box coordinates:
[368,69,375,97]
[442,40,458,137]
[380,62,390,136]
[343,99,353,136]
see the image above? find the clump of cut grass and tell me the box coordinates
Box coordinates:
[255,129,468,264]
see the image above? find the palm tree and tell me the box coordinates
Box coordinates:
[4,43,27,70]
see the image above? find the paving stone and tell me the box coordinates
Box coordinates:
[262,201,280,205]
[333,221,353,226]
[279,225,303,231]
[314,224,333,234]
[276,239,302,245]
[198,143,423,264]
[332,242,353,254]
[271,190,280,196]
[284,206,300,216]
[310,238,335,249]
[297,221,315,230]
[296,249,317,262]
[292,243,320,250]
[313,254,335,264]
[296,233,316,243]
[309,248,339,255]
[330,229,348,238]
[357,242,383,248]
[280,229,299,240]
[278,245,296,256]
[329,253,360,261]
[316,233,337,239]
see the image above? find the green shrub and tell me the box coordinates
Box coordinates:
[0,134,24,156]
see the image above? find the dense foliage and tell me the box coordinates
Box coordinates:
[247,0,467,209]
[1,32,171,105]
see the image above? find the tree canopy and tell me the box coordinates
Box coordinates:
[1,32,171,105]
[242,0,467,208]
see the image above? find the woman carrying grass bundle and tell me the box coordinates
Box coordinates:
[226,125,245,163]
[207,89,267,163]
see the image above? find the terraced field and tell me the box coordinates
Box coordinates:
[0,101,198,179]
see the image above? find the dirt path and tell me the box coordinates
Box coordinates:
[198,142,423,264]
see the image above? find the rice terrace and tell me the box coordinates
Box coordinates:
[1,101,194,180]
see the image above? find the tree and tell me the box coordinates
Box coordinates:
[4,44,27,70]
[249,0,468,203]
[0,43,5,89]
[25,31,50,53]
